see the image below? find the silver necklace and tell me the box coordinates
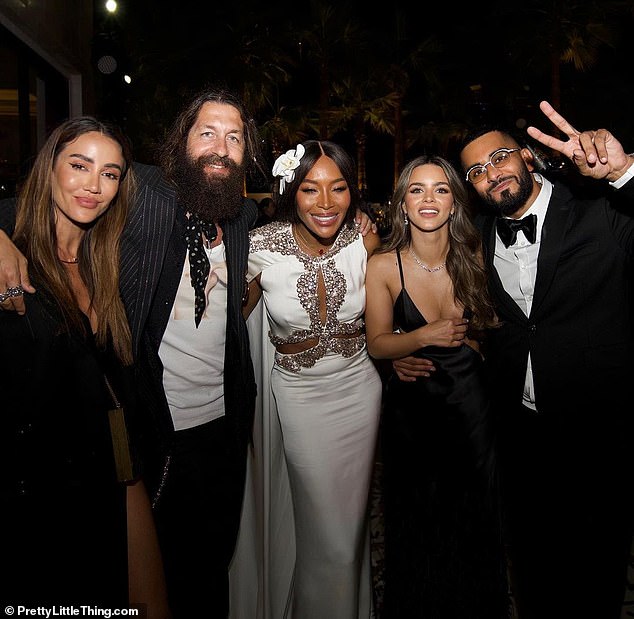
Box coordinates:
[408,248,446,273]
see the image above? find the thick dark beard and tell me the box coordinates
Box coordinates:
[481,166,534,218]
[172,150,246,223]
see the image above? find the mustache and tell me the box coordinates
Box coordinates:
[195,154,237,169]
[487,174,514,192]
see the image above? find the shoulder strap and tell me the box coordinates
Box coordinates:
[396,250,406,289]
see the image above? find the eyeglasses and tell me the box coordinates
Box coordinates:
[464,148,521,184]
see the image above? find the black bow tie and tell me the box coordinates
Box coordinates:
[496,214,537,248]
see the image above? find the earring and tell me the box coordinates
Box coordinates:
[403,212,409,226]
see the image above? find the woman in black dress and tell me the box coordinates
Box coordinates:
[0,117,168,614]
[365,155,510,618]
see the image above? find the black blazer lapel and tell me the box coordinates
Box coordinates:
[222,210,249,331]
[530,183,573,318]
[121,166,178,354]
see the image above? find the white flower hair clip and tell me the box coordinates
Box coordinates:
[272,143,305,194]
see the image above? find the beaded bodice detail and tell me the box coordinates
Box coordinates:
[248,221,367,372]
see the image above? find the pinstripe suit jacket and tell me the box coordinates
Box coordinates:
[0,167,257,494]
[125,164,257,492]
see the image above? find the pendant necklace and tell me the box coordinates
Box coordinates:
[295,226,330,256]
[408,248,445,273]
[58,256,79,264]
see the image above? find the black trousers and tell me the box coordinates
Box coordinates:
[499,404,633,619]
[153,417,247,619]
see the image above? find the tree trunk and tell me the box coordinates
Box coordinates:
[393,95,403,190]
[356,126,367,196]
[319,62,329,139]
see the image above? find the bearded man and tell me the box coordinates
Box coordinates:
[115,88,266,618]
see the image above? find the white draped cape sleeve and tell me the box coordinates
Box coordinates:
[229,295,296,618]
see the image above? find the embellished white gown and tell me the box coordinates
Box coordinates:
[229,221,382,619]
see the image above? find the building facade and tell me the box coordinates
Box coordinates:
[0,0,95,197]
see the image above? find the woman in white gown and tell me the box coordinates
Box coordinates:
[236,140,382,619]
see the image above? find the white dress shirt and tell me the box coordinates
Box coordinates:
[493,173,551,411]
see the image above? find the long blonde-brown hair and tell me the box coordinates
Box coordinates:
[381,155,497,332]
[12,116,135,365]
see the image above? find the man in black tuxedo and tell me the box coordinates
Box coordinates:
[394,101,634,618]
[0,86,264,618]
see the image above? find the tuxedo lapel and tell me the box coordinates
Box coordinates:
[530,183,573,318]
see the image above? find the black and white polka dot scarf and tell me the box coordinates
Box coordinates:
[184,213,217,327]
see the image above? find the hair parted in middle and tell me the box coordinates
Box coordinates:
[273,140,359,227]
[12,116,136,364]
[381,154,497,333]
[158,84,267,185]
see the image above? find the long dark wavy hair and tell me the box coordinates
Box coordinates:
[381,154,497,332]
[273,140,359,228]
[12,116,135,365]
[158,85,267,186]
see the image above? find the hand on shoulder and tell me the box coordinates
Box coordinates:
[362,228,381,257]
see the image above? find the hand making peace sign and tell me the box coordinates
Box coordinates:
[526,100,633,183]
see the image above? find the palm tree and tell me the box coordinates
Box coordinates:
[497,0,625,112]
[121,3,295,160]
[330,76,398,195]
[378,10,444,187]
[259,105,313,161]
[220,13,295,119]
[294,1,370,139]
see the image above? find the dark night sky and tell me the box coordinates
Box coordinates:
[97,1,634,201]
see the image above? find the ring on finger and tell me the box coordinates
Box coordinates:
[0,285,24,303]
